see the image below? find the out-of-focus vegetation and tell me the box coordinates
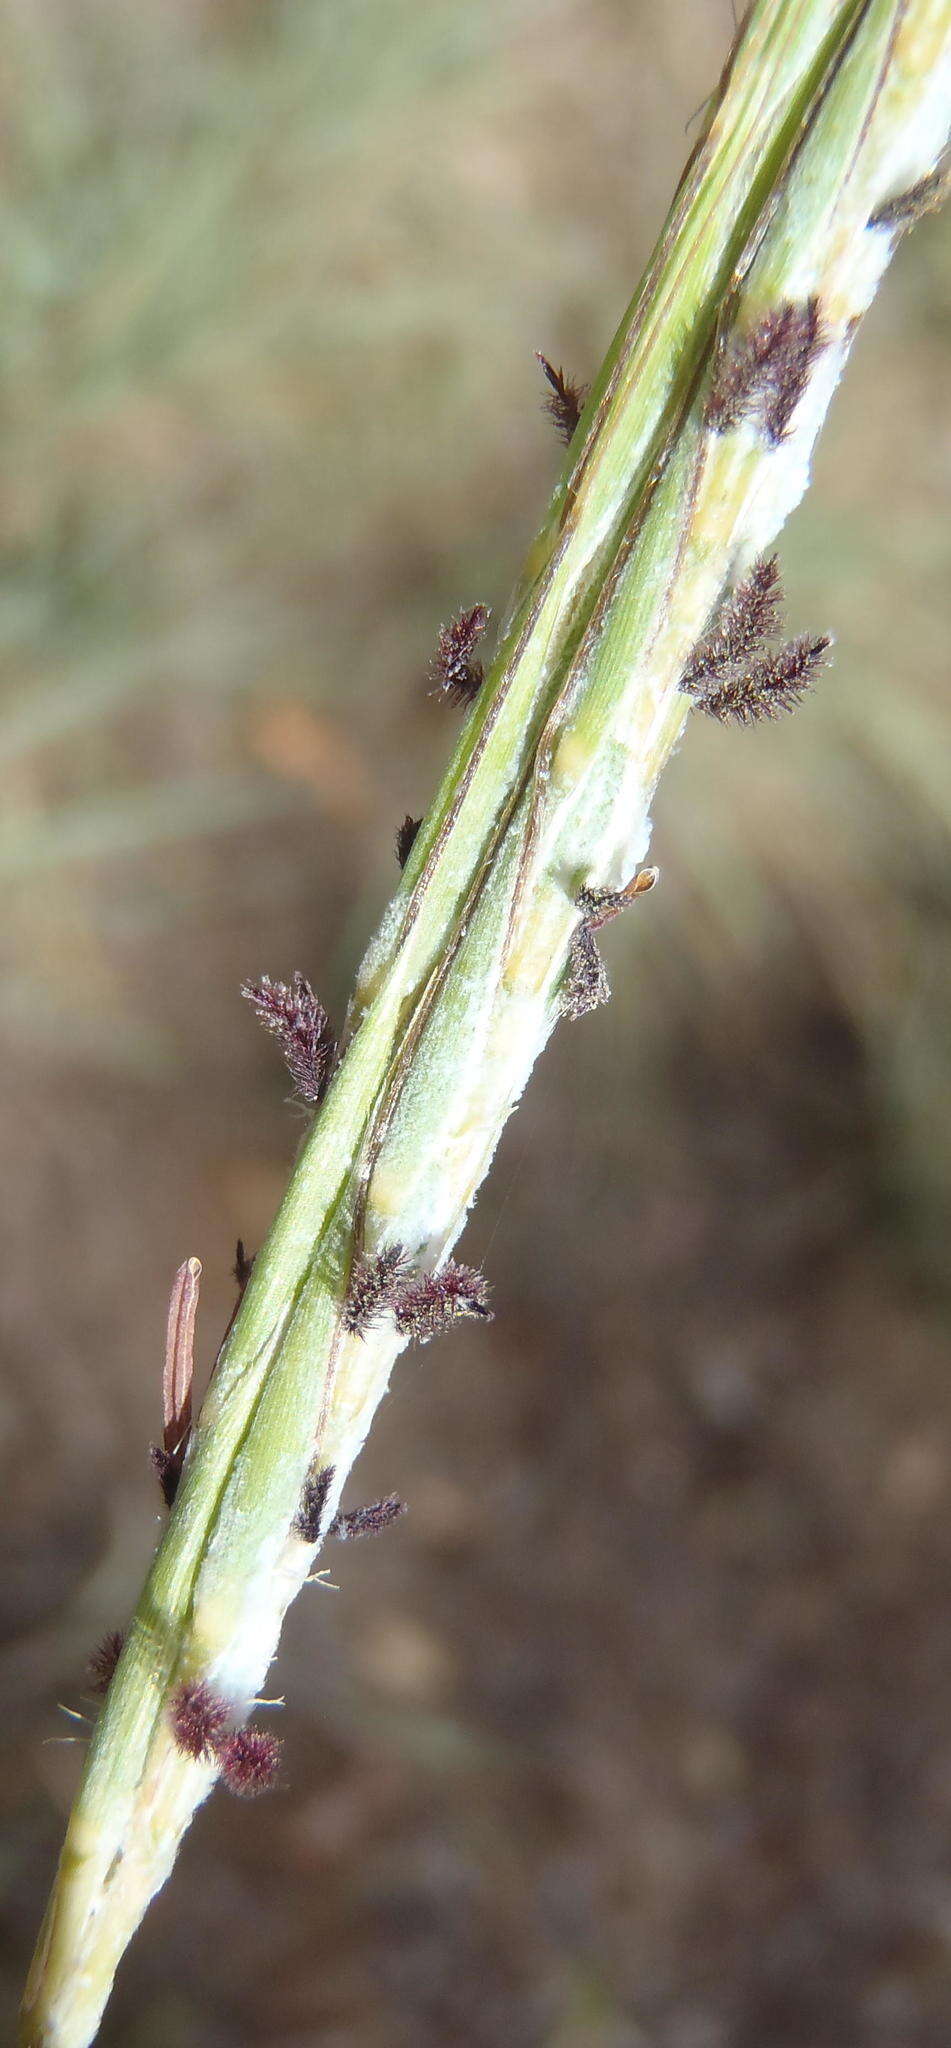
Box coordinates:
[2,3,950,2044]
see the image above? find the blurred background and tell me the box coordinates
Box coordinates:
[1,2,950,2043]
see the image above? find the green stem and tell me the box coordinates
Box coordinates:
[22,3,951,2042]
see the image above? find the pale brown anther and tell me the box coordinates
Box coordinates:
[150,1257,201,1509]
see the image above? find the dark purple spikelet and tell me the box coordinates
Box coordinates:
[331,1494,407,1541]
[430,605,490,707]
[699,634,831,724]
[169,1680,230,1762]
[681,554,783,693]
[536,352,588,445]
[869,168,948,230]
[394,1261,492,1342]
[344,1244,411,1336]
[681,555,830,726]
[150,1441,182,1510]
[294,1464,336,1543]
[219,1727,283,1798]
[242,971,336,1104]
[561,870,657,1020]
[760,299,824,442]
[561,920,611,1020]
[87,1630,124,1695]
[233,1239,255,1291]
[396,814,422,869]
[707,297,824,444]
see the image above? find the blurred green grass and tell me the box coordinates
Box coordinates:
[2,4,951,2044]
[0,0,947,1224]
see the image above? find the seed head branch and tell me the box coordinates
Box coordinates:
[21,8,951,2044]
